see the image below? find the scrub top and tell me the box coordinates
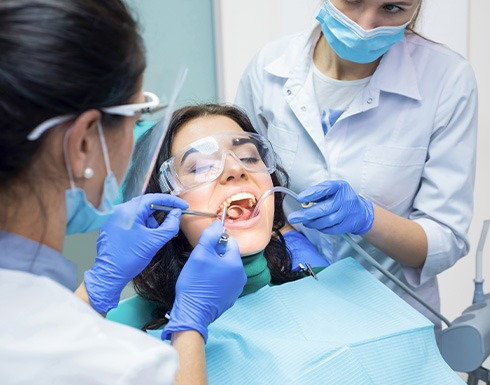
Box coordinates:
[236,22,478,329]
[0,231,178,385]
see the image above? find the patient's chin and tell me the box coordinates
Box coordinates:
[236,233,270,256]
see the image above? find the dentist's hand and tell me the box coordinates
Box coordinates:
[84,193,188,314]
[288,180,374,235]
[162,221,246,342]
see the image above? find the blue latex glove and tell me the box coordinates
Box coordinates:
[84,193,188,314]
[283,230,331,270]
[162,221,246,342]
[288,180,374,235]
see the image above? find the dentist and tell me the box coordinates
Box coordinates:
[0,1,245,384]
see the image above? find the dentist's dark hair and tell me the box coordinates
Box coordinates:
[132,104,301,330]
[0,0,145,188]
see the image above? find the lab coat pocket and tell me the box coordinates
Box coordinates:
[361,146,426,210]
[267,123,298,171]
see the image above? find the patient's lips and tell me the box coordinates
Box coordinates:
[218,192,256,222]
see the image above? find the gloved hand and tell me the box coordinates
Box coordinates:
[84,193,188,314]
[162,221,246,342]
[283,230,330,270]
[288,180,374,235]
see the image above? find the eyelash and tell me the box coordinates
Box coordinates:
[383,4,405,14]
[341,0,407,15]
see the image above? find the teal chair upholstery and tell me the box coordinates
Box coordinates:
[106,294,158,330]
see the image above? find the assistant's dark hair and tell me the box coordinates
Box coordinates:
[0,0,145,187]
[132,104,300,330]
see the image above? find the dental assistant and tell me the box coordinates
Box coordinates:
[236,0,478,330]
[0,1,245,384]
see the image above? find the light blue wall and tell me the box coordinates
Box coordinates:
[63,0,218,287]
[126,0,218,105]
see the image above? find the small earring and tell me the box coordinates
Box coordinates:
[83,167,94,179]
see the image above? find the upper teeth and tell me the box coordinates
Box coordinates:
[221,192,256,209]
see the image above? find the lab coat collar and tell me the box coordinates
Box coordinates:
[265,23,321,79]
[372,34,422,101]
[265,23,422,102]
[0,231,77,291]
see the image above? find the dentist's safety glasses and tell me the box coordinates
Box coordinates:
[27,92,168,141]
[158,131,277,195]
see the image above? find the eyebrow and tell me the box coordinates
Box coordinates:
[178,136,257,165]
[179,147,199,166]
[232,137,256,147]
[387,1,416,5]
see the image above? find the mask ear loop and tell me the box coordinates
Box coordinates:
[96,121,113,177]
[62,125,78,195]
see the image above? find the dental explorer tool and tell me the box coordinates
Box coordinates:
[150,204,219,218]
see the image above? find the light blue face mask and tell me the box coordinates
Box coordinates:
[316,0,413,64]
[64,122,119,235]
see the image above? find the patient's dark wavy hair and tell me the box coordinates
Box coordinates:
[132,104,301,330]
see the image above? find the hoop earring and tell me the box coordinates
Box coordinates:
[83,168,94,179]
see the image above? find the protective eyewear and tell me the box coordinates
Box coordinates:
[159,131,277,195]
[27,91,167,141]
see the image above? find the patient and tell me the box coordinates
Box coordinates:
[133,104,328,330]
[117,104,463,384]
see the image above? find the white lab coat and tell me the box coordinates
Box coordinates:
[235,23,478,328]
[0,269,178,385]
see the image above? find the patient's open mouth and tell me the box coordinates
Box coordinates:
[218,192,257,221]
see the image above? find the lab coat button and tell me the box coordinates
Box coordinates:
[367,98,373,104]
[286,89,292,96]
[301,106,306,111]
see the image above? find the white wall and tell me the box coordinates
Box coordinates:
[215,0,490,325]
[215,0,321,102]
[439,0,490,323]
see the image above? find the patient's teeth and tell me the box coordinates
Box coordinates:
[221,192,256,208]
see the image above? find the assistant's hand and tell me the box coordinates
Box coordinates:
[288,180,374,235]
[283,230,330,270]
[84,193,188,314]
[162,221,246,342]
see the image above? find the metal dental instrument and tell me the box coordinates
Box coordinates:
[150,204,219,218]
[218,205,229,245]
[298,262,318,280]
[215,205,229,257]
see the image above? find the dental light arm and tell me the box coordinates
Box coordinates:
[438,219,490,374]
[474,219,490,304]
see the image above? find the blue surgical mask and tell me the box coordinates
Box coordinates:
[316,0,412,64]
[64,122,119,235]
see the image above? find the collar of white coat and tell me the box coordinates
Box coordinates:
[264,22,422,102]
[0,230,78,291]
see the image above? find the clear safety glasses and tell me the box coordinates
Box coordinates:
[159,131,277,195]
[27,91,167,141]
